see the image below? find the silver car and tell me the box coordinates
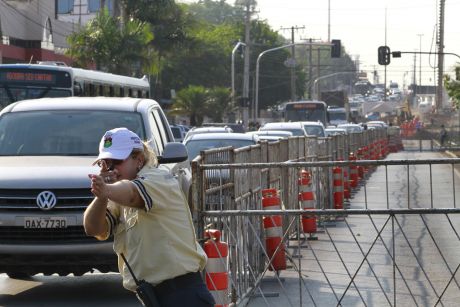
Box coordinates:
[0,97,190,277]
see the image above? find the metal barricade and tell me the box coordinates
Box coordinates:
[195,158,460,306]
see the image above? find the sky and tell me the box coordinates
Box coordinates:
[181,0,460,90]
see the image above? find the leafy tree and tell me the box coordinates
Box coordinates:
[170,85,208,126]
[162,22,239,95]
[445,66,460,109]
[206,87,234,122]
[188,0,245,24]
[66,9,153,75]
[121,1,197,99]
[244,20,299,111]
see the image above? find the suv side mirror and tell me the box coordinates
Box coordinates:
[158,143,189,164]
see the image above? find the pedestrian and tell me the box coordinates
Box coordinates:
[440,124,448,147]
[83,127,215,307]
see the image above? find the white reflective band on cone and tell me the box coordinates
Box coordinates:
[211,289,230,306]
[206,257,228,272]
[265,226,283,238]
[333,173,342,179]
[263,205,279,210]
[299,185,313,193]
[333,186,344,192]
[301,199,315,208]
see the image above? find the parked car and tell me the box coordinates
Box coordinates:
[301,121,326,137]
[184,133,259,161]
[325,127,348,136]
[0,96,190,277]
[366,121,388,129]
[202,122,245,133]
[337,123,364,134]
[246,130,293,138]
[184,126,233,142]
[259,122,307,136]
[170,124,187,142]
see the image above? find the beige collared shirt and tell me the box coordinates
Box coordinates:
[103,165,207,291]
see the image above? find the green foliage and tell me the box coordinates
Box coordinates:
[206,87,234,122]
[161,22,239,95]
[188,0,245,24]
[66,9,153,75]
[171,85,208,126]
[65,0,356,119]
[445,66,460,109]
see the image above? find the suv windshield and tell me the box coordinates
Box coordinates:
[0,110,144,156]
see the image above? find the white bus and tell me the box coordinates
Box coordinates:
[0,62,150,109]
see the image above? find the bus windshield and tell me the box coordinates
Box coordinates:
[284,102,327,126]
[0,86,72,108]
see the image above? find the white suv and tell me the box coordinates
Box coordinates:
[0,97,191,277]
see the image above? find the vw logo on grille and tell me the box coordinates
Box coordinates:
[36,191,57,210]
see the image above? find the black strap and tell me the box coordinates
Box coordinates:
[120,253,140,286]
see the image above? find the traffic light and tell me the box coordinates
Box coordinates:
[378,46,391,65]
[331,39,341,58]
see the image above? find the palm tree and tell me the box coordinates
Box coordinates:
[66,9,153,75]
[170,85,208,126]
[206,87,234,122]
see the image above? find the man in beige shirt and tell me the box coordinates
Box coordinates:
[84,127,214,306]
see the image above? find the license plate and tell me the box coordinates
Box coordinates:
[24,217,67,229]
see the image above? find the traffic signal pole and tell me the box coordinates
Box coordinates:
[379,47,460,112]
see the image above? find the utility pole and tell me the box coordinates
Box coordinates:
[436,0,445,111]
[281,26,305,101]
[417,34,424,87]
[317,48,321,98]
[308,38,313,99]
[328,0,331,42]
[242,0,253,123]
[413,53,417,106]
[384,7,387,101]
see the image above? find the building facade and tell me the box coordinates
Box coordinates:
[0,0,114,64]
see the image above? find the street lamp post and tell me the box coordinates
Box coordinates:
[232,41,246,122]
[255,41,332,121]
[312,72,356,100]
[417,34,424,87]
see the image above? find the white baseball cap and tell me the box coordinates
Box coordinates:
[94,127,144,162]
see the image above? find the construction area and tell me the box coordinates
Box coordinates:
[192,128,460,306]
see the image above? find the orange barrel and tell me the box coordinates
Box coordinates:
[332,166,344,209]
[298,170,316,233]
[357,147,365,179]
[343,163,350,200]
[349,152,359,188]
[262,189,286,271]
[204,229,229,307]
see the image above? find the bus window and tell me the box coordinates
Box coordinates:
[0,64,150,106]
[73,82,83,96]
[89,84,96,96]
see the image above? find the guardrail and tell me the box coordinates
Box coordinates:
[194,158,460,306]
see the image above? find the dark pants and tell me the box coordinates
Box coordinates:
[154,272,215,307]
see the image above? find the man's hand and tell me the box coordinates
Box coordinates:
[88,174,110,201]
